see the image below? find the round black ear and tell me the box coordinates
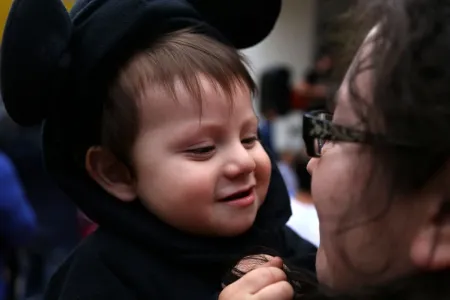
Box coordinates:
[1,0,72,126]
[187,0,282,49]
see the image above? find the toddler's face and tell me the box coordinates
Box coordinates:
[131,76,271,236]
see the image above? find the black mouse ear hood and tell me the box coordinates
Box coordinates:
[186,0,281,49]
[1,0,281,127]
[1,0,72,126]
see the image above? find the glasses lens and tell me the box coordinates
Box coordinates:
[314,112,332,156]
[314,138,323,156]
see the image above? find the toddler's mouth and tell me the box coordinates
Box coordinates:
[220,188,253,202]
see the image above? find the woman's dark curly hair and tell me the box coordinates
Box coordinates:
[347,0,450,191]
[224,0,450,298]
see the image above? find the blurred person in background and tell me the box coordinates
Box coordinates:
[0,110,80,299]
[270,110,304,198]
[287,157,319,248]
[276,148,299,198]
[0,150,36,300]
[258,66,293,159]
[294,47,336,112]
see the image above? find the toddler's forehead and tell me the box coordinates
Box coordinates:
[134,81,253,137]
[140,76,244,113]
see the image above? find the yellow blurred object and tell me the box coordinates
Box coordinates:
[0,0,13,41]
[0,0,75,42]
[62,0,76,10]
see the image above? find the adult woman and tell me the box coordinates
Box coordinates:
[220,0,450,298]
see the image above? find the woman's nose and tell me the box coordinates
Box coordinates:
[306,158,318,175]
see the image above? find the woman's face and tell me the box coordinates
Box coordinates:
[307,40,433,291]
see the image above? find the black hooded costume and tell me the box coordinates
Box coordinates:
[0,0,317,299]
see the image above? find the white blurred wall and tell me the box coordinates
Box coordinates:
[241,0,317,84]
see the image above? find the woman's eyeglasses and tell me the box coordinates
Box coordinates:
[302,110,422,157]
[302,110,373,157]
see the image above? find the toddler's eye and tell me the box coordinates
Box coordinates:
[242,136,259,147]
[186,146,215,155]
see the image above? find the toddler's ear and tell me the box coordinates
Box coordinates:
[85,146,137,202]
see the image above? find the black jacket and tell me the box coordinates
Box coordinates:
[46,224,315,300]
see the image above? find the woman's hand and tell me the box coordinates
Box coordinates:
[219,257,294,300]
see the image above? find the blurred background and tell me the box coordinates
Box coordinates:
[0,1,356,300]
